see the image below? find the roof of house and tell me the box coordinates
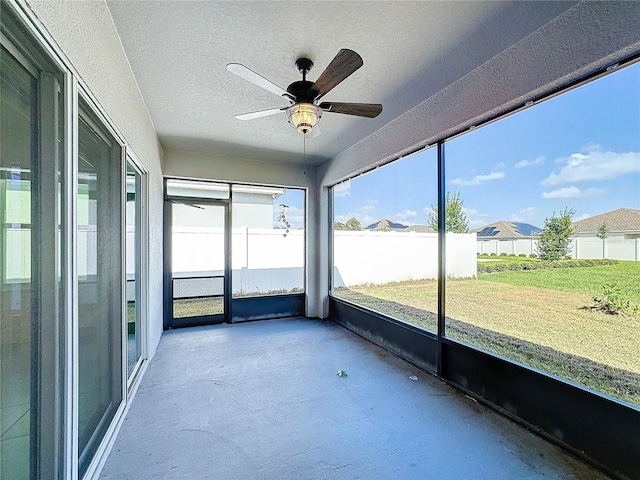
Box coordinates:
[471,221,541,238]
[365,219,408,231]
[402,225,435,233]
[572,208,640,233]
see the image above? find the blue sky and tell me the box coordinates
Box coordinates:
[334,61,640,230]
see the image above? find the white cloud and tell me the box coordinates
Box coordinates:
[510,207,540,223]
[360,215,375,226]
[574,213,591,221]
[451,171,505,186]
[541,186,605,199]
[515,156,545,168]
[463,207,489,229]
[360,205,375,212]
[334,212,375,227]
[541,149,640,186]
[394,209,417,221]
[333,181,351,197]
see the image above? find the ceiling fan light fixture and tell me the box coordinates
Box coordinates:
[287,103,321,133]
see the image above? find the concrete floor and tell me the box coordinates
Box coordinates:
[100,318,610,480]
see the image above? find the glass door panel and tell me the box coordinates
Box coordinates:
[77,109,122,476]
[171,202,226,323]
[126,162,142,377]
[0,44,37,480]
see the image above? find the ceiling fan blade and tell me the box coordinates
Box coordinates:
[226,63,294,100]
[319,102,382,118]
[309,49,363,100]
[235,107,287,120]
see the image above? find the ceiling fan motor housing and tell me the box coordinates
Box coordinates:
[286,80,315,103]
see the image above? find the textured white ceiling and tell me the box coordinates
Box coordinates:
[106,1,597,166]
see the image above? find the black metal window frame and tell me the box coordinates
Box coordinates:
[327,53,640,480]
[163,179,307,329]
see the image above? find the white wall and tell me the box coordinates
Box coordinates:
[27,0,165,356]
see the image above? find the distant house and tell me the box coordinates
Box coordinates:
[473,211,640,260]
[472,221,541,255]
[472,221,541,238]
[364,220,435,233]
[572,208,640,239]
[402,225,434,233]
[365,219,408,231]
[570,208,640,260]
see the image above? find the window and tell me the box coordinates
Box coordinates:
[232,185,305,297]
[444,61,640,406]
[332,148,440,332]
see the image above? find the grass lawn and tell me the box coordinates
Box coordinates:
[334,261,640,406]
[174,297,224,318]
[478,261,640,302]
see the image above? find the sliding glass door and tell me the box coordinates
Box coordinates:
[1,15,66,477]
[77,106,122,476]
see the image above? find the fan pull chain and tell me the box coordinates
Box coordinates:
[303,134,307,177]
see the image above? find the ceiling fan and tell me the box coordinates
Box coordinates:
[226,49,382,136]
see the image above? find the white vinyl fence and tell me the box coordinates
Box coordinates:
[333,231,477,286]
[170,227,305,296]
[477,236,640,261]
[126,228,480,298]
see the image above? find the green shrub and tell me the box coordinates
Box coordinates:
[489,252,497,256]
[590,283,639,316]
[529,253,537,258]
[518,253,527,257]
[478,259,618,274]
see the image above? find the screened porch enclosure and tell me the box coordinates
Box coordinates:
[2,1,640,479]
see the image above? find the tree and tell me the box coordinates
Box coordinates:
[427,191,469,233]
[535,208,575,260]
[335,217,362,231]
[345,217,362,231]
[597,222,608,259]
[597,222,608,240]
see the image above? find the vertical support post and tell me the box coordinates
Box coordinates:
[64,73,79,480]
[436,141,446,377]
[225,190,232,323]
[36,70,59,479]
[328,186,334,297]
[162,183,172,330]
